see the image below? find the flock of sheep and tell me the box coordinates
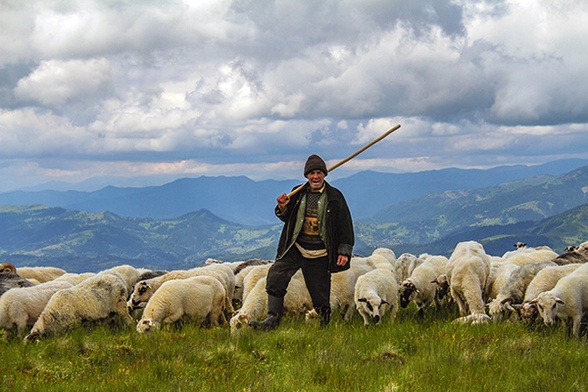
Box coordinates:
[2,239,588,341]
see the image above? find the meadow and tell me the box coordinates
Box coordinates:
[1,305,587,392]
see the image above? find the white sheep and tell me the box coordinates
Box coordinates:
[446,241,491,324]
[54,272,97,285]
[100,265,147,293]
[369,247,397,270]
[399,254,448,318]
[487,260,556,321]
[485,262,520,301]
[354,267,398,326]
[240,263,273,303]
[394,253,419,284]
[0,280,73,337]
[514,263,582,324]
[25,272,132,340]
[501,246,558,267]
[529,264,588,337]
[12,264,67,283]
[306,255,377,323]
[136,276,227,333]
[128,264,235,315]
[230,271,313,333]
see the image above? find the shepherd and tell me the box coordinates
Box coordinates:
[249,124,401,330]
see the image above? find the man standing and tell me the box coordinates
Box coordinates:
[249,154,354,330]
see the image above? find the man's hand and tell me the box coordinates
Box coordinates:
[276,193,290,212]
[336,254,349,266]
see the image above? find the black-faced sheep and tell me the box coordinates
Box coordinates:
[136,276,227,332]
[514,263,582,325]
[354,268,398,326]
[399,254,449,319]
[487,259,556,321]
[529,264,588,337]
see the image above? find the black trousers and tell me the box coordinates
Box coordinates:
[266,245,331,311]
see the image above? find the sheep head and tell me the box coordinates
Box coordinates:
[432,274,449,300]
[399,280,418,308]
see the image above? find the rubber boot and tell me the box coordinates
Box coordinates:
[318,305,331,327]
[249,295,283,331]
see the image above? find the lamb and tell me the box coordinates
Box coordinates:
[487,259,557,321]
[136,276,227,333]
[399,254,449,318]
[25,272,133,340]
[354,267,398,326]
[514,264,582,324]
[0,280,73,337]
[230,271,313,333]
[529,264,588,337]
[445,241,491,324]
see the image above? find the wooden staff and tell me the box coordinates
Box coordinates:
[287,123,401,197]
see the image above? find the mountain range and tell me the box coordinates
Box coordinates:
[1,158,587,273]
[0,158,586,225]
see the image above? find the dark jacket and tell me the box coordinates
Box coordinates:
[275,182,354,273]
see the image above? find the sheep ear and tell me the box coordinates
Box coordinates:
[358,298,367,303]
[381,299,389,305]
[555,297,565,305]
[529,298,538,304]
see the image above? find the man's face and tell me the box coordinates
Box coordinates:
[306,169,325,192]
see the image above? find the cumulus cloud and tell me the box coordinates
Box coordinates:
[0,0,587,191]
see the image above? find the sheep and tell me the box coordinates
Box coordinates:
[93,265,148,294]
[487,259,557,321]
[485,262,520,301]
[399,254,449,319]
[0,280,73,337]
[230,271,313,333]
[501,246,558,267]
[306,255,377,323]
[136,275,227,333]
[394,253,419,283]
[2,263,67,283]
[529,264,588,337]
[54,272,97,285]
[233,258,274,276]
[552,249,588,265]
[128,264,236,315]
[237,263,273,304]
[1,271,36,296]
[354,267,398,326]
[369,247,397,269]
[24,272,132,341]
[446,241,491,324]
[513,264,582,324]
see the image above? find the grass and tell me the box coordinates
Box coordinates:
[1,305,588,391]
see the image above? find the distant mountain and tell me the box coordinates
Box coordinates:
[0,205,280,272]
[391,203,588,258]
[0,159,585,225]
[362,164,588,242]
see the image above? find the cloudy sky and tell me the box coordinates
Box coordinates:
[1,0,587,192]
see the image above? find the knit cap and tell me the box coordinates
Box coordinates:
[304,154,328,176]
